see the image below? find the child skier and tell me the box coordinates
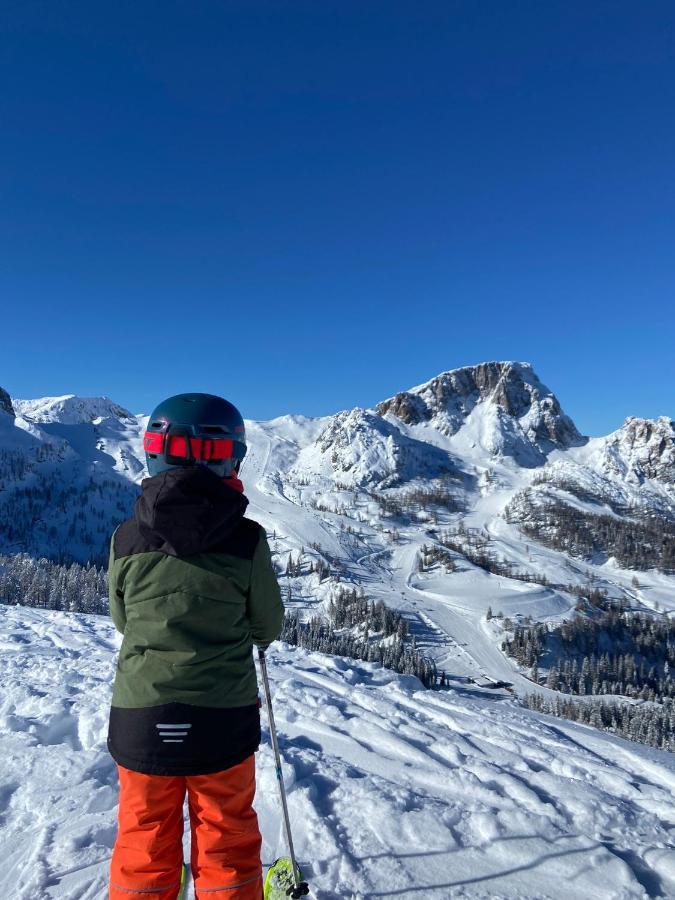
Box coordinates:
[107,393,284,900]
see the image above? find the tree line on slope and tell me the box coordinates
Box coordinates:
[0,553,108,614]
[522,693,674,752]
[422,525,553,585]
[503,603,675,703]
[281,584,438,687]
[281,546,330,581]
[505,491,675,573]
[369,481,462,520]
[0,464,137,566]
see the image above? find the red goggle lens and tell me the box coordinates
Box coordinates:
[143,431,234,461]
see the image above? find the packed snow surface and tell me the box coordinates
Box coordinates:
[1,605,674,900]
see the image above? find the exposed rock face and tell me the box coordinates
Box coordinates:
[0,387,15,417]
[377,391,431,426]
[304,361,585,483]
[377,361,584,458]
[603,417,675,485]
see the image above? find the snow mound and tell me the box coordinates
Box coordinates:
[1,605,674,900]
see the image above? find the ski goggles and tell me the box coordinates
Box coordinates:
[143,429,237,465]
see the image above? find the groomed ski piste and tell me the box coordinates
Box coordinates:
[1,604,674,900]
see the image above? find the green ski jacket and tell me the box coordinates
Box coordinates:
[107,465,284,775]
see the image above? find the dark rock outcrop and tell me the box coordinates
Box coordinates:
[0,387,15,417]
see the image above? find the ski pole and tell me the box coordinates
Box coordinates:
[258,647,309,898]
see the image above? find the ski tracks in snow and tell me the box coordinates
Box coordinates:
[258,649,675,899]
[1,606,675,899]
[0,607,118,899]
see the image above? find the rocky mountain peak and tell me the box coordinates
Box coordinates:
[0,387,15,417]
[603,416,675,485]
[376,361,584,463]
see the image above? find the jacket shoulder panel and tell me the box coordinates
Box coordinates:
[113,517,150,559]
[208,516,262,560]
[112,514,263,561]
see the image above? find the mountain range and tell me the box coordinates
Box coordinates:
[1,361,673,690]
[2,361,674,897]
[1,360,672,563]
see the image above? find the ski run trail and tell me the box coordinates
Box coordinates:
[1,605,674,900]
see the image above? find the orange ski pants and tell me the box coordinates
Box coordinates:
[109,755,263,899]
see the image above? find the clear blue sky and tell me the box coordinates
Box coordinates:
[1,1,673,435]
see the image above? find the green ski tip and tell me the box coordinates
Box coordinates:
[177,863,187,900]
[264,857,309,899]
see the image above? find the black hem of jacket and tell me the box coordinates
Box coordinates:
[107,701,261,777]
[107,737,260,777]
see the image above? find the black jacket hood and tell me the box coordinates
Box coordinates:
[135,466,249,557]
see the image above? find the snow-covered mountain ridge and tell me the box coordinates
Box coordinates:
[288,361,586,485]
[1,365,675,898]
[0,361,672,567]
[13,394,136,425]
[378,361,584,459]
[602,417,675,486]
[289,407,460,489]
[0,394,144,563]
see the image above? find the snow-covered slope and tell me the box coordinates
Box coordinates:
[13,395,135,425]
[1,604,674,900]
[289,407,459,488]
[0,395,145,563]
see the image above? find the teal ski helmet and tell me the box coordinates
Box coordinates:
[143,393,247,478]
